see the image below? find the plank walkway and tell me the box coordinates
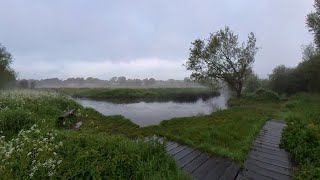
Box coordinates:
[151,120,293,180]
[237,120,293,180]
[159,138,240,180]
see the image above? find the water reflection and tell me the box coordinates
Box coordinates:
[76,95,227,127]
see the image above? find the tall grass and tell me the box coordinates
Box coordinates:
[281,93,320,179]
[145,98,281,162]
[0,90,187,179]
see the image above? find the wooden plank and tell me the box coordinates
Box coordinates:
[192,158,220,179]
[258,133,282,139]
[255,137,280,144]
[254,140,281,148]
[256,134,281,141]
[166,143,180,151]
[259,132,282,137]
[253,144,285,152]
[174,147,195,160]
[165,141,175,147]
[251,146,289,158]
[218,162,240,180]
[246,159,292,176]
[248,153,291,168]
[168,145,188,155]
[245,163,291,180]
[242,170,274,180]
[193,157,230,180]
[177,150,202,167]
[183,153,210,173]
[203,159,230,180]
[250,151,290,163]
[235,174,250,180]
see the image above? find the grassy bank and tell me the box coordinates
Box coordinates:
[144,92,282,162]
[56,87,220,103]
[281,94,320,179]
[0,90,187,179]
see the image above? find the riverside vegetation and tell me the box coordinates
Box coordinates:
[1,89,320,179]
[57,87,219,103]
[0,90,187,179]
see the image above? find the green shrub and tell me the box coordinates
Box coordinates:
[281,94,320,179]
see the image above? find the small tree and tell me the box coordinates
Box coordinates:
[185,26,259,97]
[0,44,16,89]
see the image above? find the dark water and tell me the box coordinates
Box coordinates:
[76,96,227,127]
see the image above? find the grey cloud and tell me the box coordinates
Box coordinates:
[0,0,315,79]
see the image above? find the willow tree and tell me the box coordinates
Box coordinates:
[185,26,259,97]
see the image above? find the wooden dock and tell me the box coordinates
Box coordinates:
[153,119,293,179]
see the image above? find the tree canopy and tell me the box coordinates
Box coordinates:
[185,26,258,97]
[307,0,320,49]
[0,44,16,89]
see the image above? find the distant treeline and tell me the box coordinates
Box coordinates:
[17,77,203,88]
[244,51,320,96]
[58,87,219,103]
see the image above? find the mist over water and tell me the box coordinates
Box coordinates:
[76,95,227,127]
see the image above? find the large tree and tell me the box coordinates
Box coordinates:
[185,26,258,97]
[307,0,320,49]
[0,44,16,89]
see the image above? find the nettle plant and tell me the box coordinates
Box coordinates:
[0,124,63,179]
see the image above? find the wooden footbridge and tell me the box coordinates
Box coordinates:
[154,120,293,180]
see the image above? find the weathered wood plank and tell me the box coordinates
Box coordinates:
[177,149,202,167]
[245,163,291,180]
[242,170,274,180]
[248,153,291,168]
[183,153,210,174]
[235,174,250,180]
[168,145,188,155]
[251,146,289,158]
[245,159,292,176]
[203,159,230,180]
[166,143,180,151]
[218,162,240,180]
[174,147,195,161]
[192,158,220,179]
[250,150,290,163]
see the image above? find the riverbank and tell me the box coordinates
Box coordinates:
[2,89,317,179]
[0,90,187,179]
[55,87,220,103]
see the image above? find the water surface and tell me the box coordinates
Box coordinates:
[76,96,227,127]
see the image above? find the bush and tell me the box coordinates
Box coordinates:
[281,94,320,179]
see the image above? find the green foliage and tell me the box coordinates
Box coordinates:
[243,74,262,93]
[56,133,186,179]
[268,55,320,95]
[0,43,16,89]
[281,94,320,179]
[58,87,219,103]
[0,90,186,179]
[228,89,281,107]
[185,26,259,97]
[307,0,320,49]
[0,124,63,179]
[145,101,281,162]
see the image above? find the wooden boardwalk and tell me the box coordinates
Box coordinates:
[164,140,240,180]
[151,120,292,179]
[237,120,293,180]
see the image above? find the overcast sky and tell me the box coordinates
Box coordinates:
[0,0,315,80]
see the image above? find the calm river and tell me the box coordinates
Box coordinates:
[76,95,227,127]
